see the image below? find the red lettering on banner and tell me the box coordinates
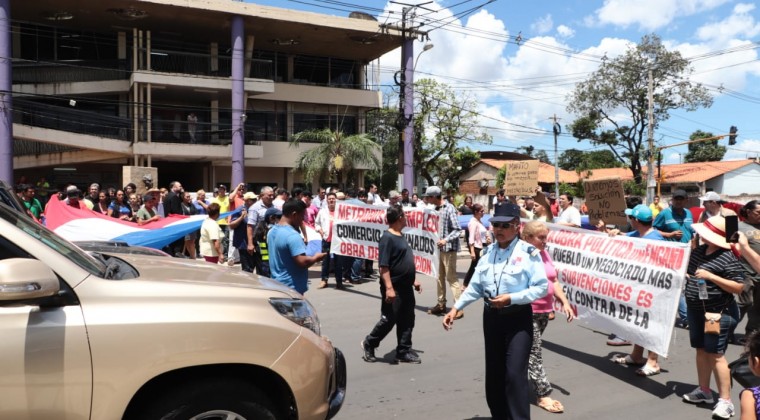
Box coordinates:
[548,230,583,248]
[405,211,423,229]
[414,255,432,275]
[340,242,366,258]
[636,290,653,308]
[368,246,378,260]
[562,270,632,302]
[424,213,439,234]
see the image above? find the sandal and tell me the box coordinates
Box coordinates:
[612,354,645,365]
[636,365,661,376]
[538,398,564,413]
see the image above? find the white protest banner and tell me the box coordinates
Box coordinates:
[545,224,691,357]
[331,201,440,278]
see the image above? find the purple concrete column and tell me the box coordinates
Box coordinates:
[402,38,414,193]
[0,0,12,184]
[230,16,245,187]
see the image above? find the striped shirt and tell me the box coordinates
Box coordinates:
[437,201,461,253]
[684,245,745,312]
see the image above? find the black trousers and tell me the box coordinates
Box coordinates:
[463,247,482,288]
[239,246,255,273]
[483,305,533,420]
[365,283,415,355]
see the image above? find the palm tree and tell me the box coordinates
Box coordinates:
[289,128,381,189]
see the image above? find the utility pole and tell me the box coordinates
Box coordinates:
[551,114,561,198]
[384,2,431,193]
[645,67,655,205]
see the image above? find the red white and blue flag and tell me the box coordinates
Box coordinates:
[44,198,209,249]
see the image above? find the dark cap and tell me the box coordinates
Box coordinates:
[264,207,282,220]
[142,193,154,202]
[672,189,687,199]
[217,184,227,190]
[491,202,521,223]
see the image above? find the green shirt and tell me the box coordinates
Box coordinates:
[23,198,43,219]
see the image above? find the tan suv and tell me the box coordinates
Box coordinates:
[0,201,345,419]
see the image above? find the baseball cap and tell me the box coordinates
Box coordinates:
[672,189,687,199]
[699,191,721,202]
[424,186,442,197]
[624,204,653,222]
[264,207,282,220]
[243,192,257,201]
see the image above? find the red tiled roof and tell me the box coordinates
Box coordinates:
[475,159,758,184]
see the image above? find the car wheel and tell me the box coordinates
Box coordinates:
[134,379,280,420]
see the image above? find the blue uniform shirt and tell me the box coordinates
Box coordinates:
[455,238,548,311]
[268,223,309,294]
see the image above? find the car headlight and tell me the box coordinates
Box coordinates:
[269,298,321,336]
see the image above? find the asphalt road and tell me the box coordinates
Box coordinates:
[305,257,749,420]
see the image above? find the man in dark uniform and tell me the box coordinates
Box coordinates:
[361,204,422,364]
[443,202,548,420]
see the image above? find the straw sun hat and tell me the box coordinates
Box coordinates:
[692,215,731,249]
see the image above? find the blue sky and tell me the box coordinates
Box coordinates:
[250,0,760,164]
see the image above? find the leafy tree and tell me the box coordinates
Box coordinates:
[517,145,552,165]
[684,130,726,163]
[566,34,712,184]
[558,149,623,171]
[289,128,380,189]
[365,107,400,192]
[414,78,491,188]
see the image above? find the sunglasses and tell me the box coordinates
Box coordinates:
[492,222,519,229]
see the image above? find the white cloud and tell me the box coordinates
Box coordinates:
[556,25,575,38]
[725,139,760,160]
[665,152,682,164]
[374,1,760,159]
[531,14,553,35]
[695,3,760,42]
[590,0,731,30]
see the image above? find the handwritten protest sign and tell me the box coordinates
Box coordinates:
[545,224,690,356]
[504,160,539,196]
[583,177,627,227]
[331,202,440,277]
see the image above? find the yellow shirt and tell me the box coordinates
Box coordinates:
[649,203,662,219]
[212,195,230,225]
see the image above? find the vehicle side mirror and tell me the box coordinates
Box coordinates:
[0,258,60,301]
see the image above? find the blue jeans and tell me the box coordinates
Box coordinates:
[678,293,688,324]
[351,257,363,281]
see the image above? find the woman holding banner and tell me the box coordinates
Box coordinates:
[522,220,574,413]
[681,215,745,420]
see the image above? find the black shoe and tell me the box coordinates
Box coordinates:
[335,284,346,290]
[361,340,376,362]
[394,350,421,364]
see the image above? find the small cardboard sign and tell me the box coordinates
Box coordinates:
[504,160,539,196]
[583,177,627,227]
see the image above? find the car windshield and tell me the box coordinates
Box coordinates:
[0,202,106,276]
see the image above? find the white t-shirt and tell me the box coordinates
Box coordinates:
[557,205,581,227]
[200,218,222,257]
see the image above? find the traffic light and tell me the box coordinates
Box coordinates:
[729,126,738,145]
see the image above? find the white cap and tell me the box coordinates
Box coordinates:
[699,191,722,202]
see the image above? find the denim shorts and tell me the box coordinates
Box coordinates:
[686,307,737,354]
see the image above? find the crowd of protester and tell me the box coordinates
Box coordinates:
[13,174,760,419]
